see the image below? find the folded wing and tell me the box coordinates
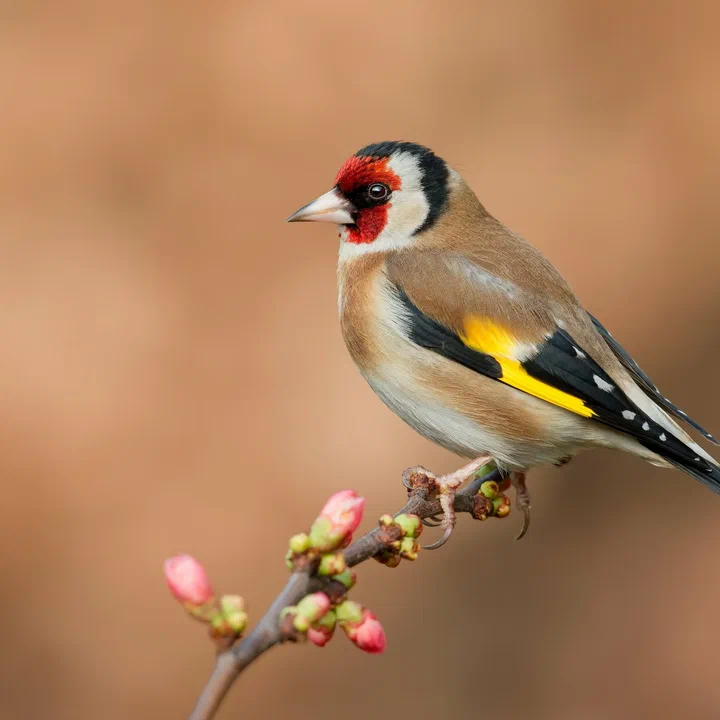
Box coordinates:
[393,280,720,491]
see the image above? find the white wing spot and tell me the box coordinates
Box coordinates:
[622,410,636,421]
[642,422,650,431]
[695,457,701,462]
[659,433,667,441]
[593,375,614,392]
[573,346,586,359]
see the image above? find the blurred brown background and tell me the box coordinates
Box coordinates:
[2,1,720,718]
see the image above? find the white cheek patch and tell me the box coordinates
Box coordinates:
[387,194,428,235]
[386,152,429,237]
[387,151,424,193]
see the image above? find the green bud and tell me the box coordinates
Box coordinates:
[289,533,311,554]
[492,496,511,518]
[217,595,248,634]
[220,594,245,615]
[480,480,500,499]
[395,513,422,538]
[224,610,248,633]
[317,552,347,576]
[309,517,341,552]
[379,514,394,527]
[293,614,311,633]
[399,536,419,561]
[314,609,337,632]
[335,600,363,625]
[210,614,227,632]
[332,568,356,590]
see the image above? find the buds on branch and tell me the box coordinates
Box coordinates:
[168,463,513,677]
[164,554,248,648]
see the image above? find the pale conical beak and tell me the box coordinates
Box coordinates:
[286,188,355,224]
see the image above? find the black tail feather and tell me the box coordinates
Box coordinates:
[666,458,720,495]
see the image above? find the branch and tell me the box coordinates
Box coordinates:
[184,466,504,720]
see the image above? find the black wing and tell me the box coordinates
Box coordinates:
[589,313,718,445]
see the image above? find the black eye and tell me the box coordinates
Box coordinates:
[366,183,389,201]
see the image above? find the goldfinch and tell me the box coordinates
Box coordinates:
[288,141,719,545]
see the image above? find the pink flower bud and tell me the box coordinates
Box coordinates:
[321,490,365,533]
[308,609,337,647]
[308,627,332,647]
[164,554,214,606]
[310,490,365,552]
[343,610,386,654]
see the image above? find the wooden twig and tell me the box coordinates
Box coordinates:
[188,468,502,720]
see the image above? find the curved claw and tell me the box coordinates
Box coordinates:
[515,506,531,540]
[423,523,454,550]
[422,514,443,527]
[401,466,434,491]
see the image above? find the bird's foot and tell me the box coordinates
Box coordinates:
[422,514,444,528]
[511,471,531,540]
[422,456,493,550]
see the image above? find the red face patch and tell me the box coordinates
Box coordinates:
[335,156,402,195]
[334,156,402,244]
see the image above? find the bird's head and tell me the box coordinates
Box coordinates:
[288,142,451,253]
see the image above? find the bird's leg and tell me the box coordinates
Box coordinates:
[424,455,493,550]
[511,471,531,540]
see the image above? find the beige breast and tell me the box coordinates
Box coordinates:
[337,251,389,371]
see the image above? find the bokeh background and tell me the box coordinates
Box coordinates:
[2,1,720,718]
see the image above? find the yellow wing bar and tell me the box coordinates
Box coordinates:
[461,317,595,419]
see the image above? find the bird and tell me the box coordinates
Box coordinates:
[287,141,719,547]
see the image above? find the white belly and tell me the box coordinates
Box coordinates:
[364,366,585,470]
